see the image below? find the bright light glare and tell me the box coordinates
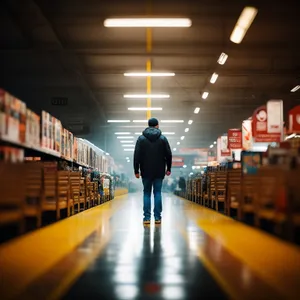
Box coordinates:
[106,153,109,155]
[124,72,175,77]
[183,165,187,168]
[161,120,184,123]
[117,136,134,139]
[114,132,131,135]
[230,7,258,44]
[173,148,177,151]
[202,92,209,99]
[128,107,162,111]
[181,136,185,140]
[124,94,169,99]
[177,142,180,145]
[124,149,135,151]
[107,120,130,123]
[185,128,189,132]
[194,107,200,114]
[188,120,193,125]
[217,53,228,65]
[291,85,300,92]
[210,73,219,84]
[104,18,192,28]
[163,132,175,135]
[120,140,134,143]
[214,141,217,144]
[210,145,213,148]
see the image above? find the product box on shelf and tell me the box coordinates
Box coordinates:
[19,100,27,144]
[68,131,73,161]
[33,111,40,148]
[0,89,6,137]
[73,137,78,162]
[48,113,54,151]
[54,119,62,153]
[61,128,65,157]
[41,111,48,149]
[0,146,24,162]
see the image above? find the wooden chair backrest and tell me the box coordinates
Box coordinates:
[25,162,43,204]
[57,171,70,202]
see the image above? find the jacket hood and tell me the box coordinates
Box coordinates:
[143,127,162,142]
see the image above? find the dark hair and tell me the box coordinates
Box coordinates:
[148,118,159,127]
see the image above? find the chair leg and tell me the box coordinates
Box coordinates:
[56,208,60,220]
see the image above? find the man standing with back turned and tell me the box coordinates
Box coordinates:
[134,118,172,225]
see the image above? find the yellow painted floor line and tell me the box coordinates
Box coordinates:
[0,195,127,300]
[179,198,300,300]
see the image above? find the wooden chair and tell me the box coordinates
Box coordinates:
[85,177,91,209]
[238,174,257,221]
[24,162,43,228]
[0,163,26,233]
[226,169,242,216]
[208,172,216,208]
[57,171,72,218]
[70,171,81,214]
[79,177,86,211]
[215,170,227,212]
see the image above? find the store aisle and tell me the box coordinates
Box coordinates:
[63,194,226,300]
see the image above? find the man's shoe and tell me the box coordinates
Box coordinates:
[143,219,151,225]
[155,219,161,224]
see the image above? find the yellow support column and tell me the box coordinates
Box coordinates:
[146,28,152,120]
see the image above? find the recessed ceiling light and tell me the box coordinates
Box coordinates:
[124,94,169,99]
[126,157,129,159]
[188,120,193,125]
[106,153,109,155]
[124,72,175,77]
[217,52,228,65]
[214,141,217,144]
[117,136,134,139]
[230,6,258,44]
[173,148,177,151]
[177,142,180,145]
[181,136,185,140]
[107,120,131,123]
[210,73,219,84]
[104,18,192,28]
[194,107,200,114]
[133,120,148,123]
[128,107,162,111]
[210,145,213,148]
[114,132,131,135]
[184,128,189,133]
[202,92,209,99]
[183,165,187,168]
[291,85,300,92]
[160,120,184,123]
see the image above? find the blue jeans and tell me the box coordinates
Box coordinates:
[142,178,163,221]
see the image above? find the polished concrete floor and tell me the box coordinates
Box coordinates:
[1,192,300,300]
[63,194,227,300]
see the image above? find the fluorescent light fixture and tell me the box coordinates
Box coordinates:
[127,160,131,162]
[107,120,130,123]
[214,141,217,144]
[181,136,185,140]
[177,142,180,145]
[291,85,300,92]
[210,73,219,84]
[122,144,134,147]
[217,52,228,65]
[120,140,134,143]
[173,148,177,151]
[124,149,135,151]
[210,145,213,148]
[194,107,200,114]
[160,120,184,123]
[133,120,148,123]
[163,132,175,135]
[124,72,175,77]
[188,120,193,125]
[185,128,189,132]
[104,18,192,28]
[124,94,170,99]
[230,7,258,44]
[106,153,109,155]
[202,92,209,99]
[128,107,162,111]
[114,132,131,135]
[117,136,134,139]
[126,157,129,159]
[183,165,187,168]
[135,132,141,135]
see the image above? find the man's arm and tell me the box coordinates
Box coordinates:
[164,137,172,173]
[133,138,141,175]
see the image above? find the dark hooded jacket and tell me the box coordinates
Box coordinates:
[134,127,172,179]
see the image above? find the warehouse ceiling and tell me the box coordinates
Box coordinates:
[0,0,300,165]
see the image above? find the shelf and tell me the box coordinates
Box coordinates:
[0,135,91,169]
